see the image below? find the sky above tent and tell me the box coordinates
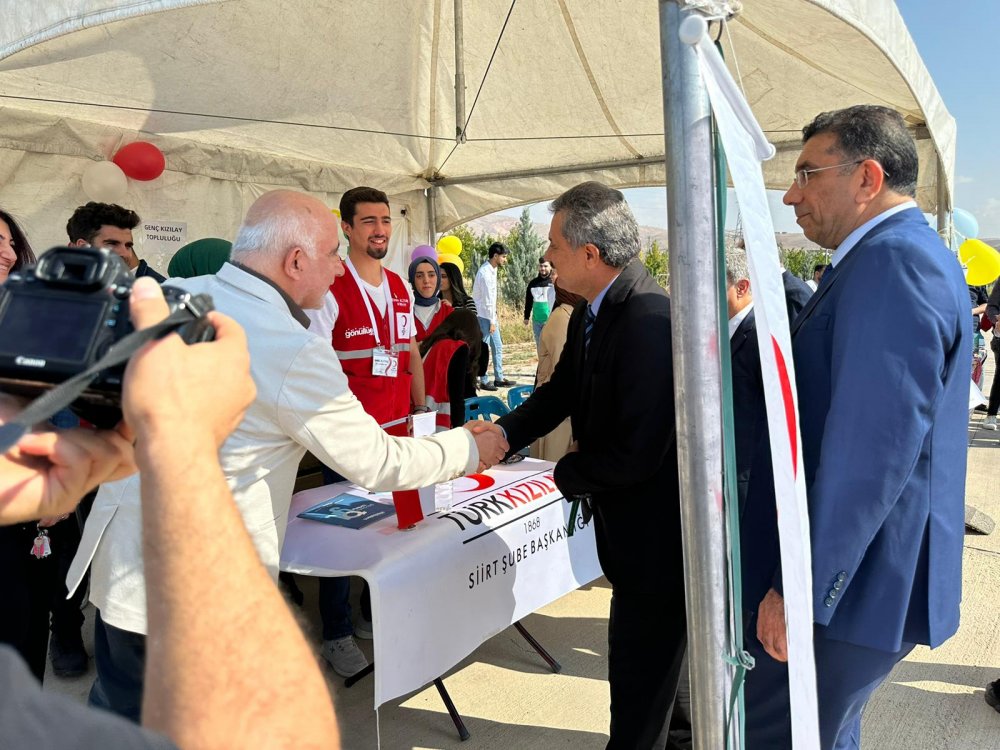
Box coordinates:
[504,0,1000,239]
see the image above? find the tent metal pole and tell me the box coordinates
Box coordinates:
[432,155,666,186]
[426,186,439,243]
[659,3,732,749]
[453,0,468,143]
[936,155,950,235]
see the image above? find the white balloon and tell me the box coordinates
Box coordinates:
[81,161,128,203]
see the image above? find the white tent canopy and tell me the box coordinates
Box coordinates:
[0,0,955,273]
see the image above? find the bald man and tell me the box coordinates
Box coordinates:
[68,190,508,721]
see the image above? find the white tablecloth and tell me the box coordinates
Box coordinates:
[280,458,602,707]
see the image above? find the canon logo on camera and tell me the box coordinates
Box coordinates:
[14,356,46,368]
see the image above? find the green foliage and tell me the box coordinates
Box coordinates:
[499,208,546,308]
[642,239,669,289]
[780,246,831,281]
[445,224,492,287]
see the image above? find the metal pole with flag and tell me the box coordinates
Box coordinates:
[659,2,733,747]
[679,7,821,748]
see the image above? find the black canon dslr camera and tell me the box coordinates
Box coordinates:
[0,245,215,427]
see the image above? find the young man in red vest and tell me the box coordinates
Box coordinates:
[309,186,428,676]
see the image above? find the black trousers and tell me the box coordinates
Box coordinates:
[989,344,1000,416]
[0,523,59,682]
[606,588,688,750]
[89,612,146,723]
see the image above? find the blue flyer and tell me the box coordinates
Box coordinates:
[297,493,396,529]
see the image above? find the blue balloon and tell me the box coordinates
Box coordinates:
[953,208,979,240]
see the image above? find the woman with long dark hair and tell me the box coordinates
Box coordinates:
[439,261,490,389]
[0,208,89,682]
[419,309,482,428]
[0,209,37,281]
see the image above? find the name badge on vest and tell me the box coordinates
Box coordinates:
[372,347,399,378]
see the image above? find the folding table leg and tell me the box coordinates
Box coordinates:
[344,662,375,688]
[514,621,562,673]
[434,678,471,741]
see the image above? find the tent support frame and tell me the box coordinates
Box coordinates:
[660,2,734,748]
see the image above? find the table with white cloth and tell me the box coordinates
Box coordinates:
[280,458,602,709]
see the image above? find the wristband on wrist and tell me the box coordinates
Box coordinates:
[411,406,431,414]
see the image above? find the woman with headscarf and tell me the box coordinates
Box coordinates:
[167,237,232,278]
[408,256,452,342]
[531,280,583,461]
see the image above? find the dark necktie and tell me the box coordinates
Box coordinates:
[583,304,596,352]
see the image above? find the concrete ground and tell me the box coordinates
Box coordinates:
[43,354,1000,749]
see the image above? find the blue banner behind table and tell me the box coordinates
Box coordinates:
[298,493,396,529]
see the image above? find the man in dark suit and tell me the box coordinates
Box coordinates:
[725,245,765,513]
[781,267,813,323]
[741,105,970,749]
[497,182,683,750]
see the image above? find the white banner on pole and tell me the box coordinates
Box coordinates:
[682,14,820,749]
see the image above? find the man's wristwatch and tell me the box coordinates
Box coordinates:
[411,406,431,414]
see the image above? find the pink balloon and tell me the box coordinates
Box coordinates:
[113,141,165,181]
[410,244,436,263]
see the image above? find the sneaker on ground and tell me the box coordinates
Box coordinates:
[479,381,498,392]
[321,636,369,677]
[494,378,517,387]
[49,631,88,678]
[355,616,374,640]
[984,415,998,431]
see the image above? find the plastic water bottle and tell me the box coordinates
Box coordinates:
[436,479,454,513]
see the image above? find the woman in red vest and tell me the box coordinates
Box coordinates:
[419,310,481,429]
[408,256,453,342]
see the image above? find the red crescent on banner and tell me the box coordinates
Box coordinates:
[453,474,496,493]
[771,335,798,477]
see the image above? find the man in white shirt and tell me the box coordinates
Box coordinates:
[472,242,516,391]
[68,190,508,721]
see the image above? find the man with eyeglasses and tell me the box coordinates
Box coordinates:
[740,105,970,749]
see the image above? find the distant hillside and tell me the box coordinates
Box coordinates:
[463,216,826,252]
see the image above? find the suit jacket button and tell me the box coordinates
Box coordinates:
[824,597,834,607]
[828,590,837,599]
[833,580,843,590]
[837,571,847,581]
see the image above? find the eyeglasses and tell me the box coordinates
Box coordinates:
[793,160,888,189]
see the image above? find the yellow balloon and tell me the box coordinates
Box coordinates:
[963,239,1000,286]
[436,235,462,256]
[959,238,977,264]
[437,252,464,274]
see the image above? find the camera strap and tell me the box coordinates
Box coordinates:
[0,307,199,453]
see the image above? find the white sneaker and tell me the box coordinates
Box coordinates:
[984,415,998,431]
[321,636,369,677]
[355,616,374,640]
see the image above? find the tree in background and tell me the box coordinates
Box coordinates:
[446,224,494,285]
[780,246,831,280]
[499,208,546,307]
[642,239,669,289]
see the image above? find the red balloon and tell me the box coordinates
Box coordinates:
[113,141,165,181]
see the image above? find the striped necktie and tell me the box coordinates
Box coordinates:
[584,304,596,351]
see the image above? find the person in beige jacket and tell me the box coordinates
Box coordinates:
[67,191,508,721]
[531,280,583,461]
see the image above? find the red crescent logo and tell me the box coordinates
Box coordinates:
[453,473,496,493]
[770,335,798,477]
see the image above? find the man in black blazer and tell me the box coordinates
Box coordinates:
[781,267,813,323]
[497,182,683,750]
[726,246,765,513]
